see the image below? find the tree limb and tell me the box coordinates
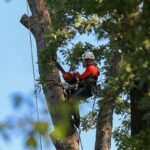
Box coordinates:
[20,14,36,34]
[20,14,30,29]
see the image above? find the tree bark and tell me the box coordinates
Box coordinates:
[95,99,113,150]
[130,0,150,137]
[130,81,149,135]
[95,52,123,150]
[21,0,79,149]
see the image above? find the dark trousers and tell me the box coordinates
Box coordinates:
[68,84,95,128]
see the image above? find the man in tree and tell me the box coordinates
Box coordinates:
[63,51,99,128]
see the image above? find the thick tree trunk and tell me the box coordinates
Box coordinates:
[21,0,79,149]
[130,0,150,137]
[130,81,149,135]
[129,0,150,133]
[95,99,113,150]
[95,52,123,150]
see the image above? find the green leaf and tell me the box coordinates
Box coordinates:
[33,122,49,135]
[26,136,37,148]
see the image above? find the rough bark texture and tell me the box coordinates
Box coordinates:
[95,52,123,150]
[21,0,79,149]
[95,100,113,150]
[130,81,149,135]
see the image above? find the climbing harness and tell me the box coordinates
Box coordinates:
[26,1,43,150]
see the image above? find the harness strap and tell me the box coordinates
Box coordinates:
[85,76,98,81]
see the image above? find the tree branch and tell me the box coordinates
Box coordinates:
[20,14,36,35]
[20,14,30,29]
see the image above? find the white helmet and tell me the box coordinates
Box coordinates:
[82,51,95,60]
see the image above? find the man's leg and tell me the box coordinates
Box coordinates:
[69,87,89,128]
[69,87,88,101]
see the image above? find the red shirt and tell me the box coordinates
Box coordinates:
[76,65,99,80]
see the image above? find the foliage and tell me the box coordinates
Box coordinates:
[113,114,131,150]
[0,93,51,149]
[81,110,98,132]
[45,0,150,149]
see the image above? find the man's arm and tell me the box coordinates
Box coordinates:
[76,67,92,80]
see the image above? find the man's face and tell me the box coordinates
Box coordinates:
[83,59,92,67]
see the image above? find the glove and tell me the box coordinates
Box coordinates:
[63,73,74,81]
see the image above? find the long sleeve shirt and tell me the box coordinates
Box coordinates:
[76,65,99,80]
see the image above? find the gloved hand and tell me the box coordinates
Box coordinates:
[63,73,74,81]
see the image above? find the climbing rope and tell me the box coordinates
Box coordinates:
[26,1,43,150]
[91,86,98,112]
[92,96,96,113]
[76,90,97,150]
[78,128,84,150]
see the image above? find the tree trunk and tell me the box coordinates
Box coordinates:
[130,0,150,137]
[130,81,149,135]
[95,99,113,150]
[20,0,79,149]
[95,52,123,150]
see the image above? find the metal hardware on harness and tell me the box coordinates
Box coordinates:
[63,82,79,101]
[63,82,78,92]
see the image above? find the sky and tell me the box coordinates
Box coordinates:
[0,0,119,150]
